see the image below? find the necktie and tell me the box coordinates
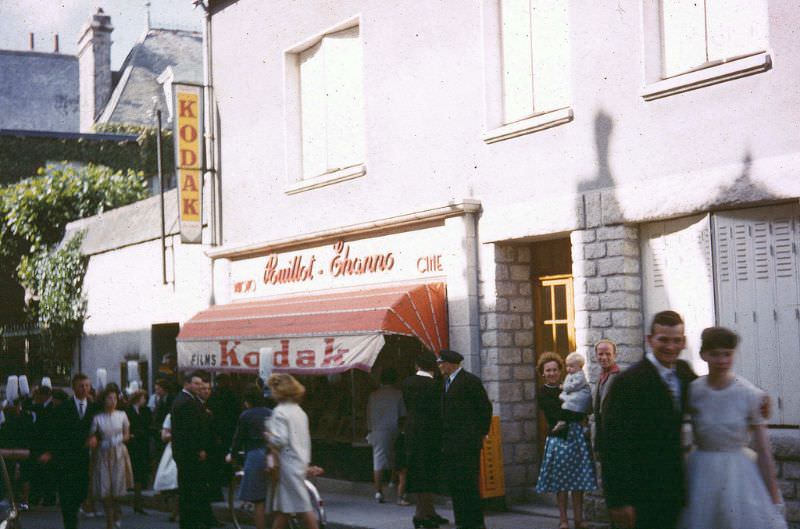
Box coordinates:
[665,371,680,409]
[445,377,451,393]
[79,401,85,419]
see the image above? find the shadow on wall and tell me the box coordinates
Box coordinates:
[707,150,780,207]
[579,110,615,193]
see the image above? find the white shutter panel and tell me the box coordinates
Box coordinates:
[300,41,327,179]
[530,0,570,113]
[705,0,768,62]
[641,215,715,373]
[324,27,363,172]
[772,212,800,425]
[713,204,800,425]
[501,0,535,122]
[661,0,707,77]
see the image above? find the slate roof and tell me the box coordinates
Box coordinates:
[0,50,79,132]
[97,28,203,127]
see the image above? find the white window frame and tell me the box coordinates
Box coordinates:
[284,17,366,194]
[481,0,573,144]
[640,0,771,101]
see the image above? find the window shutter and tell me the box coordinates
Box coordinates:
[300,41,327,179]
[299,26,363,179]
[530,0,570,113]
[641,215,715,373]
[705,0,768,62]
[660,0,707,77]
[500,0,570,123]
[324,27,363,172]
[713,204,800,425]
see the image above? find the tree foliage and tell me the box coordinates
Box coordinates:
[0,163,149,329]
[17,233,87,332]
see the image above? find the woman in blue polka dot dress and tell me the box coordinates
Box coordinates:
[535,352,597,529]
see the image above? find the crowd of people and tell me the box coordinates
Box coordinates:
[0,371,244,529]
[0,308,790,529]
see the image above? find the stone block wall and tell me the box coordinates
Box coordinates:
[570,225,644,375]
[570,224,645,520]
[774,430,800,529]
[478,243,537,502]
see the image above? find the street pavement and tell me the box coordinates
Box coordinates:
[19,504,234,529]
[20,490,568,529]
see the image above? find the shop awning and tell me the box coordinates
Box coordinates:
[176,282,448,375]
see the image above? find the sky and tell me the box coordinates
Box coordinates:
[0,0,203,69]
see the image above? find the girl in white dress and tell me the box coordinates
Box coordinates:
[679,327,786,529]
[266,373,319,529]
[88,388,133,529]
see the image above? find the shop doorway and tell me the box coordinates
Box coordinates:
[299,334,425,482]
[151,323,179,387]
[530,238,574,454]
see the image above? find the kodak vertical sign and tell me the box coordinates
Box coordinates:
[173,84,204,243]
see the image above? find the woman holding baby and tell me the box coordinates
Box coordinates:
[534,351,597,529]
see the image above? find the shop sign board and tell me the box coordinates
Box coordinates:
[173,83,204,244]
[178,334,386,375]
[229,225,450,300]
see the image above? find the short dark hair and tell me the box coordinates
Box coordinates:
[71,372,89,389]
[700,326,739,352]
[415,351,438,371]
[242,384,265,407]
[649,310,684,335]
[36,386,52,398]
[98,387,119,408]
[189,370,210,383]
[52,389,69,402]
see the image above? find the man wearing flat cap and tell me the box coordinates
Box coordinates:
[438,349,493,529]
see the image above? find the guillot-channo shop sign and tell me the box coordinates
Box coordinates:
[228,225,452,300]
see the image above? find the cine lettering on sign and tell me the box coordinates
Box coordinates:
[173,83,204,244]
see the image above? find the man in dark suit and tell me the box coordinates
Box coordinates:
[171,370,213,529]
[438,349,492,529]
[39,373,98,529]
[601,311,696,529]
[30,385,57,506]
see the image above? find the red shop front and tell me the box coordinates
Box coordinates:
[176,282,448,480]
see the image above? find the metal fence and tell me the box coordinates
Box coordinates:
[0,324,72,389]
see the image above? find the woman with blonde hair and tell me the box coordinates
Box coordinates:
[266,374,319,529]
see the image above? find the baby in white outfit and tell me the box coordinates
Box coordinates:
[552,352,592,436]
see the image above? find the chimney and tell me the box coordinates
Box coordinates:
[77,8,114,132]
[29,33,34,50]
[54,34,60,53]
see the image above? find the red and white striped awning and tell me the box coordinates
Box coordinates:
[176,282,448,375]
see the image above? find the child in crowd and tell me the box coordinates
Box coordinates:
[552,352,592,437]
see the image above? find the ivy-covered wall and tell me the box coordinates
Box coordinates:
[0,125,174,186]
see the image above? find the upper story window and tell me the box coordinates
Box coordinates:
[641,0,771,100]
[298,26,364,181]
[661,0,768,78]
[500,0,570,123]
